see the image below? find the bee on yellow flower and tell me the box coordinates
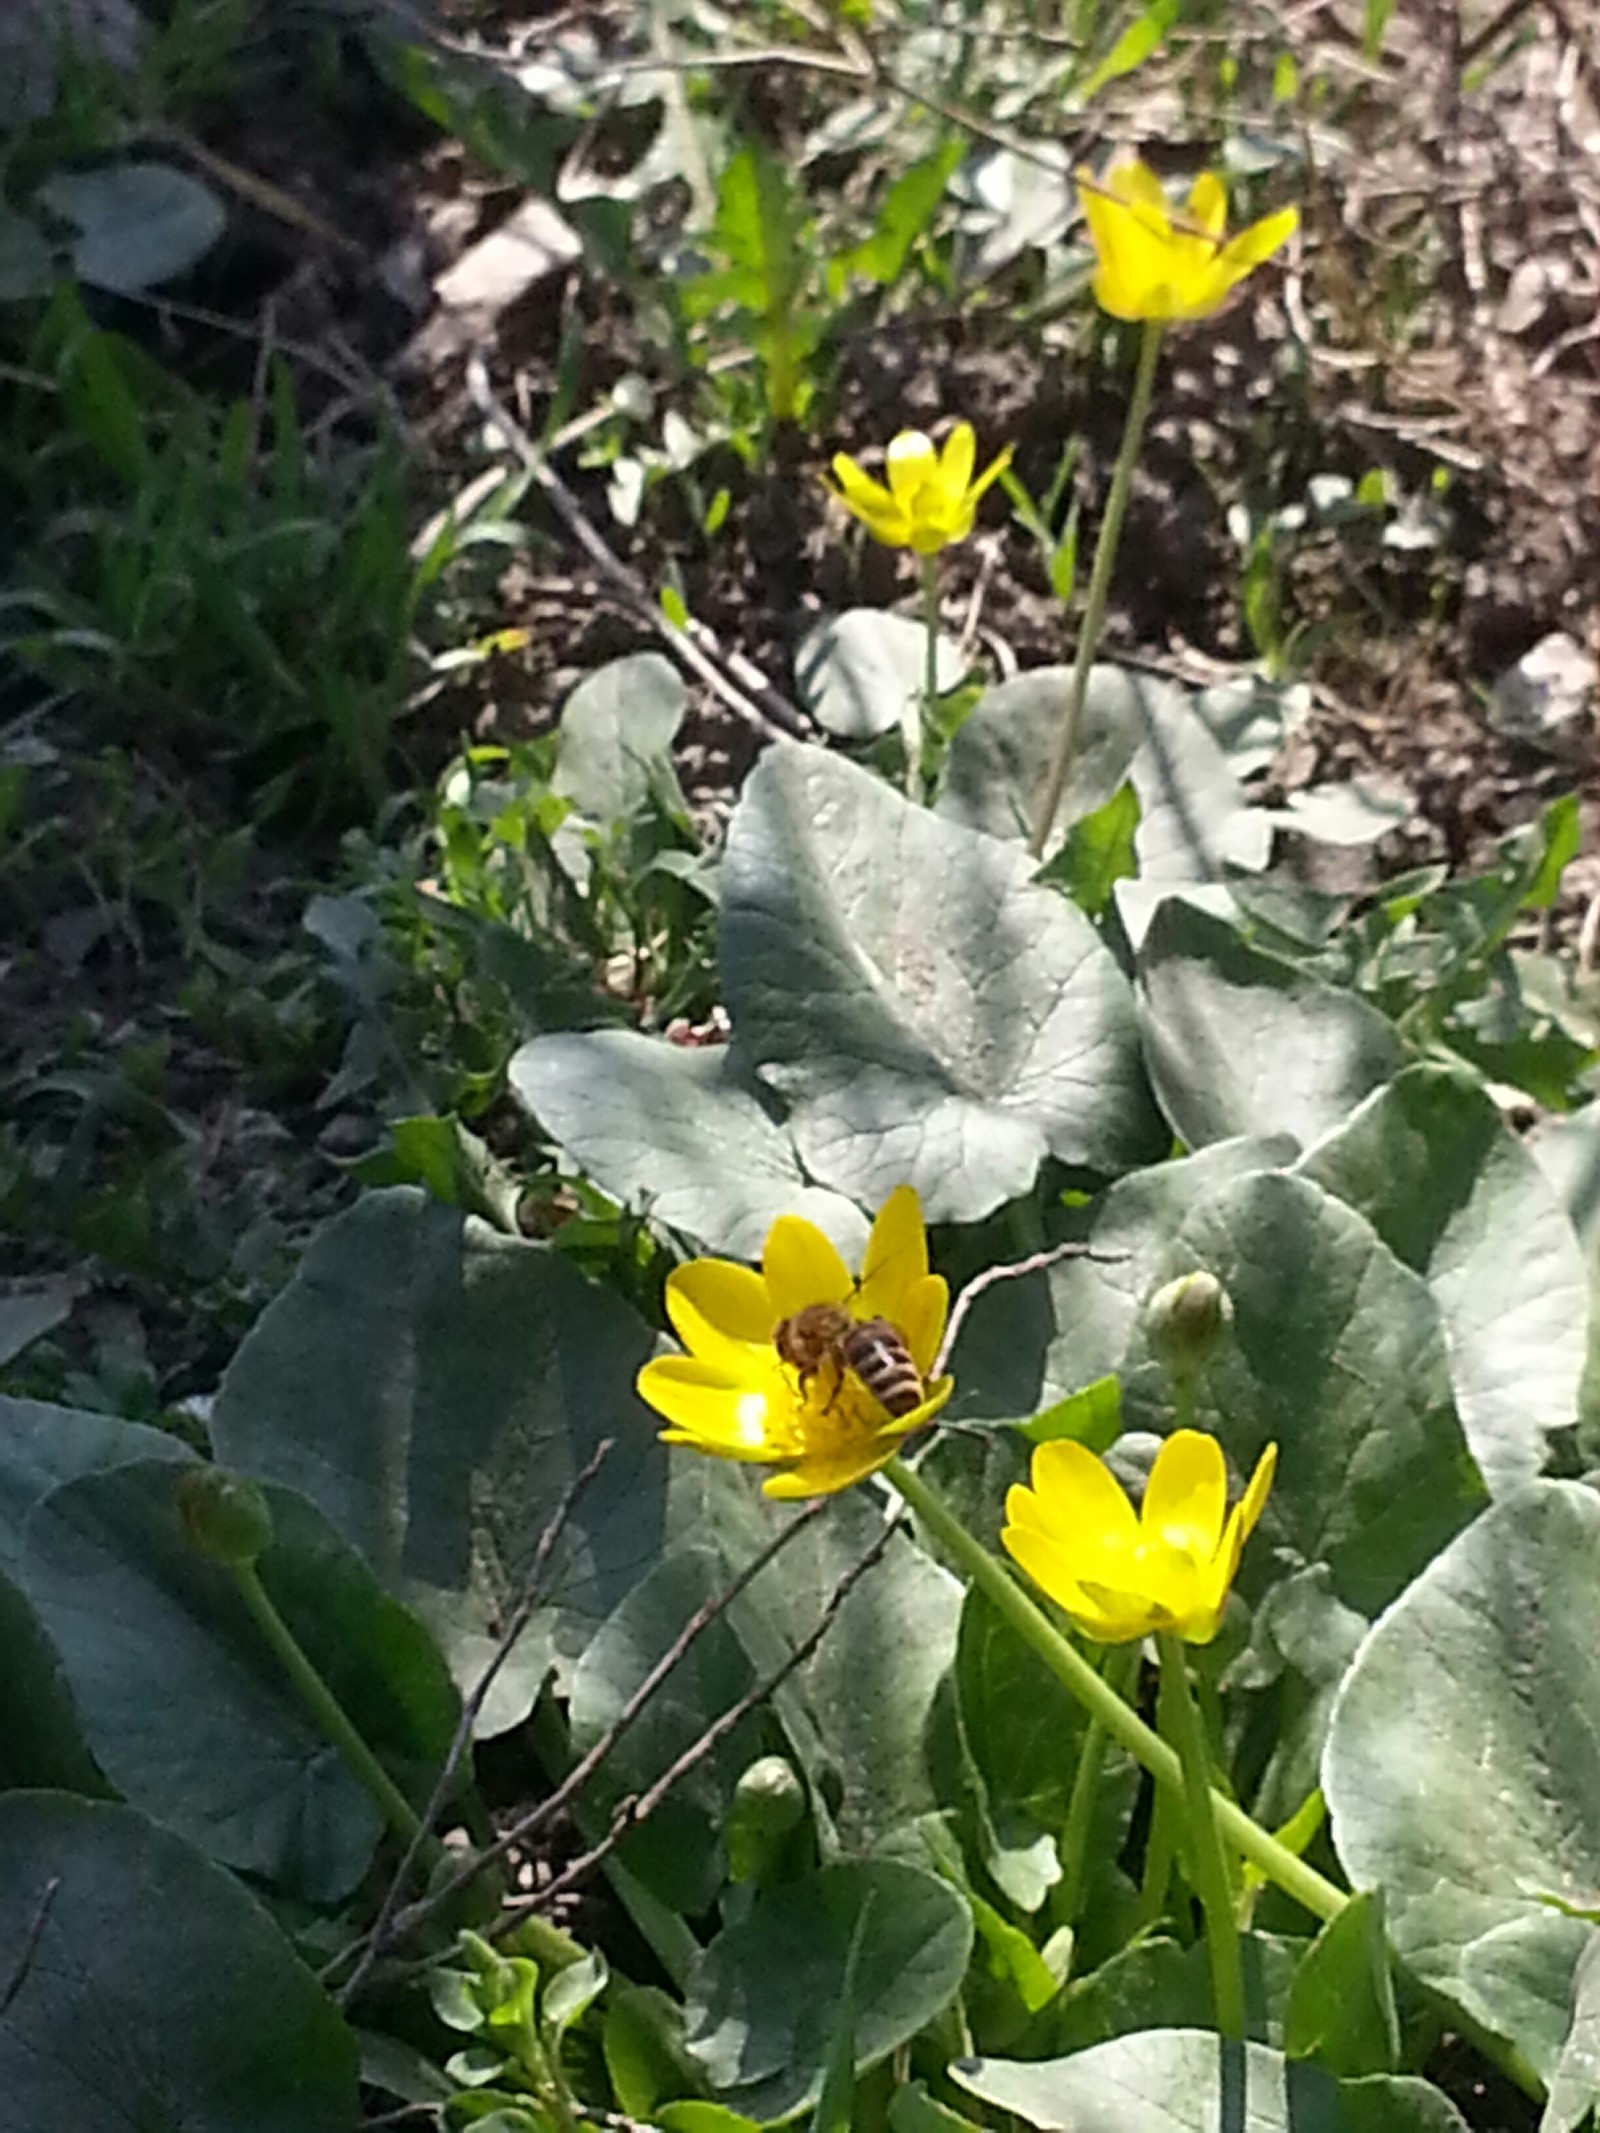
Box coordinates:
[635,1186,953,1499]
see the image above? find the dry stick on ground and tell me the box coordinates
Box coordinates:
[499,1510,905,1929]
[329,1440,618,2006]
[464,357,811,744]
[367,1496,833,1965]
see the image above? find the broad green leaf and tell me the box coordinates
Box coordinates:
[1150,1171,1485,1616]
[1545,1934,1600,2133]
[954,1585,1130,1912]
[604,1981,703,2118]
[1284,1891,1400,2076]
[1324,1481,1600,2079]
[211,1189,694,1728]
[948,1138,1294,1425]
[36,161,226,294]
[0,1394,188,1578]
[1298,1063,1589,1492]
[721,745,1162,1221]
[21,1459,459,1902]
[507,1029,868,1260]
[1138,901,1406,1152]
[952,2031,1468,2130]
[568,1548,768,1916]
[1053,1934,1299,2054]
[794,610,964,741]
[0,1793,358,2132]
[744,1492,962,1855]
[685,1859,973,2123]
[552,651,688,827]
[0,1571,104,1791]
[939,665,1271,928]
[0,1276,80,1367]
[0,206,55,300]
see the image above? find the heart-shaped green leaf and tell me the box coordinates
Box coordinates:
[508,1029,868,1259]
[795,610,964,740]
[1138,901,1406,1152]
[721,744,1162,1221]
[37,161,226,294]
[1298,1062,1590,1492]
[686,1859,973,2122]
[21,1459,459,1901]
[1324,1481,1600,2079]
[951,2031,1468,2131]
[0,1792,358,2131]
[212,1189,714,1728]
[553,650,688,826]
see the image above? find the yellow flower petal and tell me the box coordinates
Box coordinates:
[665,1258,777,1370]
[964,444,1014,508]
[885,430,938,509]
[1027,1439,1141,1543]
[1239,1442,1278,1538]
[1109,158,1171,222]
[896,1273,948,1380]
[1185,171,1228,241]
[826,457,911,546]
[763,1215,854,1322]
[853,1184,928,1322]
[1142,1429,1226,1557]
[637,1356,786,1459]
[1218,204,1299,278]
[937,421,976,502]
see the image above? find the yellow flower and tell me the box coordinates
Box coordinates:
[825,423,1012,554]
[1077,160,1298,323]
[636,1186,953,1499]
[1002,1430,1277,1644]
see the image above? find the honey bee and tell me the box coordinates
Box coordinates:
[774,1302,925,1419]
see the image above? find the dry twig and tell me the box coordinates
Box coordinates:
[330,1440,615,2005]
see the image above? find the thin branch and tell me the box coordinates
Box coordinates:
[936,1241,1130,1377]
[365,1497,831,1966]
[465,358,811,743]
[332,1440,616,2005]
[505,1512,902,1923]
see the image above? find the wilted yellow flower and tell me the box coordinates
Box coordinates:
[1002,1430,1276,1644]
[1077,161,1297,323]
[825,423,1012,554]
[636,1186,953,1498]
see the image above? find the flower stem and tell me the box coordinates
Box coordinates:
[1059,1643,1138,1924]
[881,1454,1345,1925]
[911,552,940,802]
[1158,1632,1245,2038]
[1028,317,1163,860]
[234,1561,433,1858]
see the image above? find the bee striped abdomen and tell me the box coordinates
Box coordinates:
[841,1317,924,1418]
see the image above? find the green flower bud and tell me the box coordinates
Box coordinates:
[177,1468,274,1567]
[1145,1271,1233,1377]
[732,1755,807,1839]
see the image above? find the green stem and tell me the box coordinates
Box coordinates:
[1059,1643,1138,1924]
[1158,1633,1245,2039]
[911,552,940,802]
[1028,317,1163,860]
[1137,1774,1179,1926]
[234,1562,432,1858]
[881,1455,1345,1925]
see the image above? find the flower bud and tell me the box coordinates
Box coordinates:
[732,1755,807,1838]
[177,1468,274,1567]
[1145,1272,1233,1377]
